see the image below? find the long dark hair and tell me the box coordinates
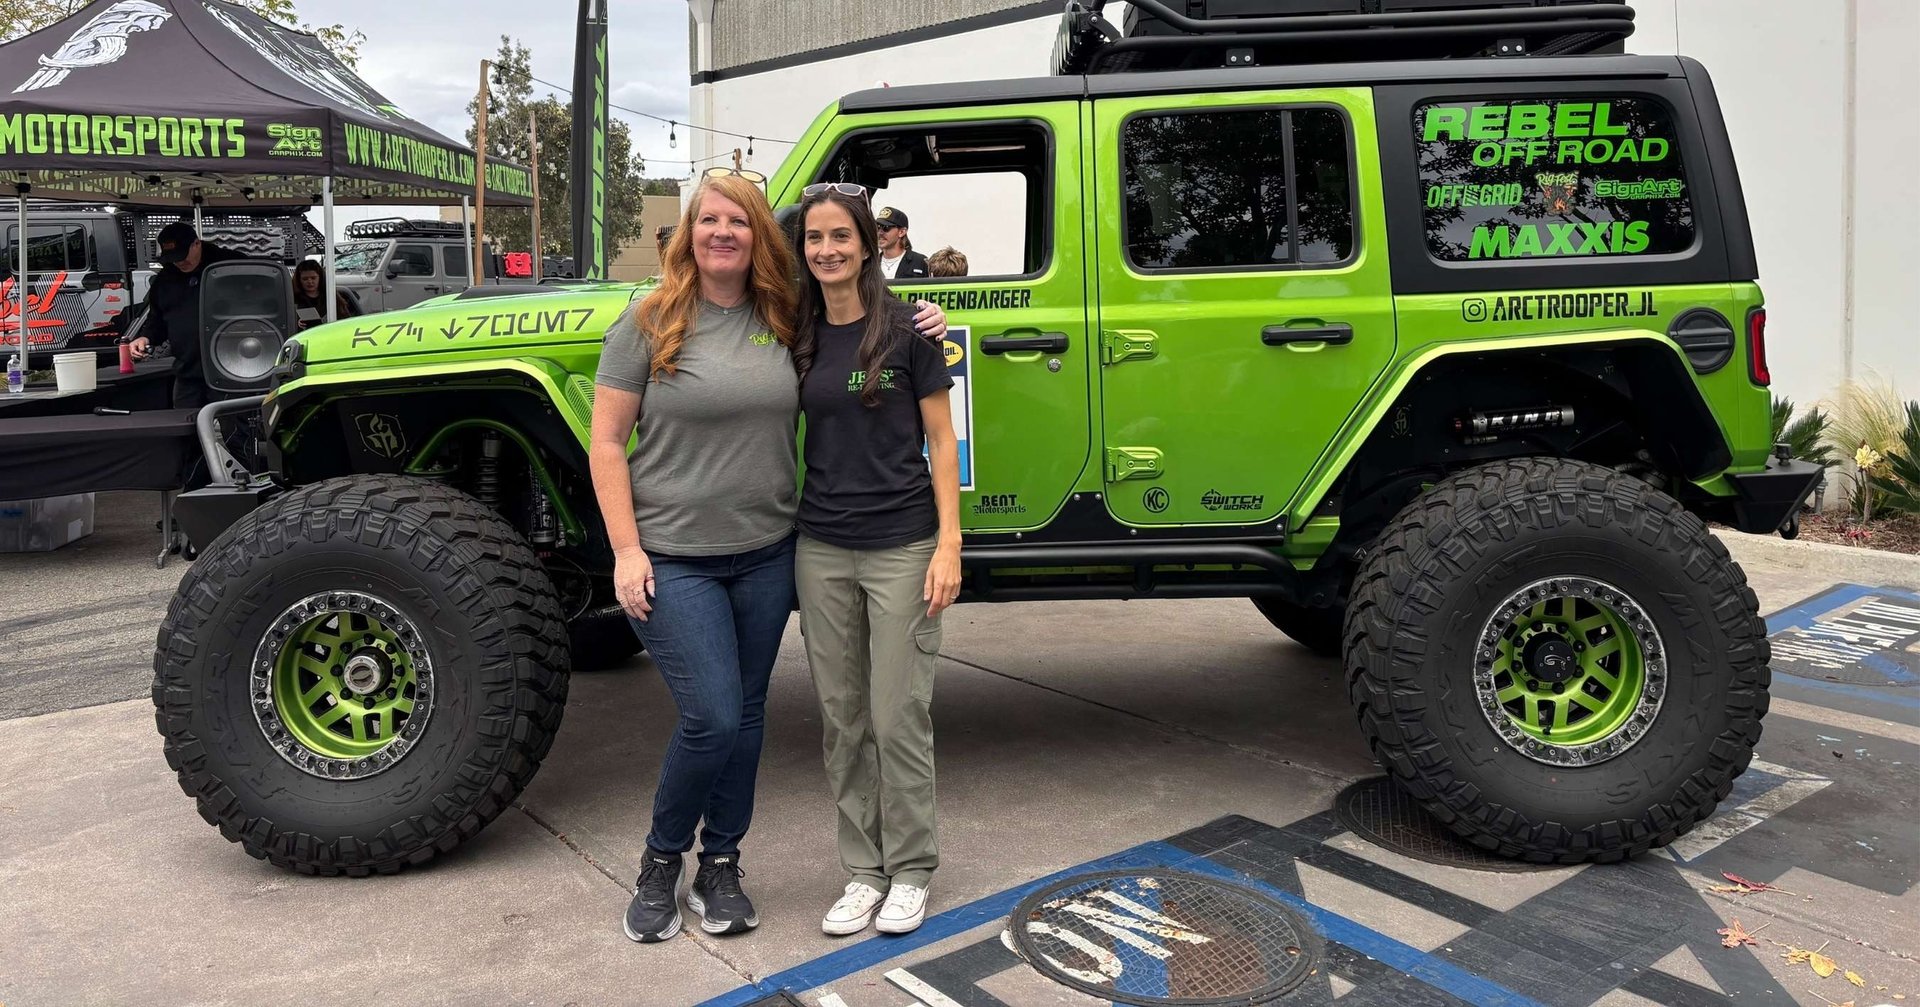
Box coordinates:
[292,260,326,306]
[791,188,909,407]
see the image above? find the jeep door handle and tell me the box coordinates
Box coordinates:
[422,285,441,293]
[982,332,1069,355]
[1262,323,1352,346]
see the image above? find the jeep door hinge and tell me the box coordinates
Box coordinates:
[1101,329,1157,366]
[1105,446,1163,482]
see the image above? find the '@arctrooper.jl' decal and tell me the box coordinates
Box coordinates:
[13,0,172,94]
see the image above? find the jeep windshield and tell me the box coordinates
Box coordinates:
[332,241,388,274]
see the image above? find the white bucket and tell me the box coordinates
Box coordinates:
[54,351,97,393]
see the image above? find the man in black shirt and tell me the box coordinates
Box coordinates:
[874,207,930,280]
[127,222,246,409]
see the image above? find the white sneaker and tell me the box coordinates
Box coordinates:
[822,882,887,936]
[875,882,928,934]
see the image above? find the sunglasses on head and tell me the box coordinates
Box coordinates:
[704,165,767,184]
[802,181,870,201]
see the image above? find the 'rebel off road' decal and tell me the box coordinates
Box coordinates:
[1416,98,1696,262]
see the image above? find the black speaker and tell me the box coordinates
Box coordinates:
[199,258,294,394]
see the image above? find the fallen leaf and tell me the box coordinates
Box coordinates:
[1719,918,1761,948]
[1811,951,1838,978]
[1721,871,1797,895]
[1783,946,1813,964]
[1845,970,1865,987]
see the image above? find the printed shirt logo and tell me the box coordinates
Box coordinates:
[14,0,171,93]
[847,368,899,393]
[749,330,775,346]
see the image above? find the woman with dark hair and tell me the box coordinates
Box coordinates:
[588,172,947,945]
[791,184,963,938]
[291,259,356,331]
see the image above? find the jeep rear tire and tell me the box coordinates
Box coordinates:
[151,476,570,876]
[1345,458,1769,863]
[1251,597,1345,657]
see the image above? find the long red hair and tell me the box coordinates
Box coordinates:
[633,174,797,379]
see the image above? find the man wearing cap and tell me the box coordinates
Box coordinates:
[875,207,930,280]
[127,222,246,409]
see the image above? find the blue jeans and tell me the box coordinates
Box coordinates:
[629,532,796,857]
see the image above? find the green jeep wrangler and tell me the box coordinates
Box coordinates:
[156,0,1821,875]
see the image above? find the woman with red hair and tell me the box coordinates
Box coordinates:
[588,171,944,944]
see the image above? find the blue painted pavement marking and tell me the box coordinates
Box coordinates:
[697,839,1550,1007]
[1765,583,1920,709]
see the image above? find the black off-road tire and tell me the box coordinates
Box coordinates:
[1345,458,1769,863]
[569,605,644,671]
[151,476,570,876]
[1251,596,1345,658]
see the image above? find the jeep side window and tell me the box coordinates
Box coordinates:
[1122,107,1354,271]
[391,244,435,276]
[813,121,1051,280]
[1413,96,1697,261]
[442,246,468,278]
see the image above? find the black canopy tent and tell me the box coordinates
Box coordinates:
[0,0,532,340]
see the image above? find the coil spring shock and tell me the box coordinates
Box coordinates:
[473,431,504,510]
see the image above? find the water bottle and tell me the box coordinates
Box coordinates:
[5,352,22,394]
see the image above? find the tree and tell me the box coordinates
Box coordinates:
[465,35,655,262]
[0,0,364,66]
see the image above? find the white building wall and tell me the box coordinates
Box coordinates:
[698,2,1920,411]
[693,16,1061,276]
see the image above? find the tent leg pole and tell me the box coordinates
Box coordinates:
[462,197,474,291]
[322,178,336,323]
[14,187,26,369]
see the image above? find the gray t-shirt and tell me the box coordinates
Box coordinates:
[594,299,799,556]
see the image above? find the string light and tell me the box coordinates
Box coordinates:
[527,75,796,144]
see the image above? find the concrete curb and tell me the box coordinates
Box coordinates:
[1715,526,1920,590]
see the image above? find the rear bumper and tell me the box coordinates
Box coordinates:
[1725,456,1825,534]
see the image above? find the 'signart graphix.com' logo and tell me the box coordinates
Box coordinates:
[268,123,323,157]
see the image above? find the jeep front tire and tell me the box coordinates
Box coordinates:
[1345,458,1769,863]
[151,476,570,875]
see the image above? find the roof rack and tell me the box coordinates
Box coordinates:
[1052,0,1635,76]
[343,217,469,240]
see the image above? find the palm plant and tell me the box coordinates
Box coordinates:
[1871,400,1920,514]
[1771,396,1834,466]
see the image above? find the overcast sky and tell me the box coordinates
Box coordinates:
[305,0,691,233]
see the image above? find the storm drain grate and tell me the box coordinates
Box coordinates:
[1008,868,1318,1005]
[1335,776,1558,872]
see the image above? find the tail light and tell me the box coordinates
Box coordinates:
[1747,308,1770,386]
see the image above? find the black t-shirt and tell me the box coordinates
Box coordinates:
[798,304,954,549]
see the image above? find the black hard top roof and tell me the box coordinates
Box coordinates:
[838,55,1688,114]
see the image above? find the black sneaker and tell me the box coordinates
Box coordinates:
[687,854,759,935]
[623,848,683,943]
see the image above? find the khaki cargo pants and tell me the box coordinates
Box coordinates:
[794,533,942,890]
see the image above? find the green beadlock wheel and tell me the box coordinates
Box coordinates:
[1474,576,1666,767]
[253,591,435,779]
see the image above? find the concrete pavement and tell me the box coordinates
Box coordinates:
[2,492,1916,1006]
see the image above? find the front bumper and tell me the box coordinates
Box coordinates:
[1725,456,1825,535]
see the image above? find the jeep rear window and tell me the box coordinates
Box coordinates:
[4,224,89,273]
[1121,106,1353,271]
[1414,96,1696,262]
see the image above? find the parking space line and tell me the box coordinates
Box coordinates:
[884,968,967,1007]
[1657,759,1832,863]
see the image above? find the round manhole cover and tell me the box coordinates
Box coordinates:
[1335,777,1557,872]
[1007,869,1318,1006]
